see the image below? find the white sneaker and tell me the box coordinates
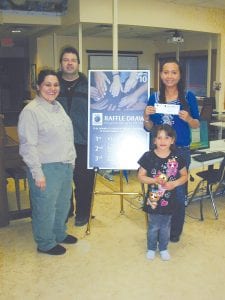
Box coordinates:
[160,250,171,261]
[146,250,155,260]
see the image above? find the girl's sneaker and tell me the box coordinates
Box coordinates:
[160,250,171,261]
[146,250,155,260]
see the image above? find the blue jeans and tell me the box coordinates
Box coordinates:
[27,163,73,251]
[171,146,190,238]
[147,214,172,251]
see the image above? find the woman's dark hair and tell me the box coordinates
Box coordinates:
[159,58,189,112]
[59,46,80,64]
[37,69,59,86]
[152,124,176,150]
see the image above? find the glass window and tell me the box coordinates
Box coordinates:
[183,57,207,96]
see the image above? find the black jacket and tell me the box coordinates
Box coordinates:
[57,72,88,145]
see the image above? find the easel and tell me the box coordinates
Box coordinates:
[86,168,146,234]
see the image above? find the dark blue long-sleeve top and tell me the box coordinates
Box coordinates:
[147,91,200,147]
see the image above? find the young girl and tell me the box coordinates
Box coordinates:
[143,58,200,242]
[137,124,188,260]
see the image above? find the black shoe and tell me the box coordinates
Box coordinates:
[37,244,66,255]
[170,236,180,243]
[62,234,78,244]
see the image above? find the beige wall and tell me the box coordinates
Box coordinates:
[35,32,217,73]
[36,35,55,71]
[62,0,225,43]
[61,0,80,26]
[33,0,225,111]
[35,33,214,87]
[79,0,225,34]
[36,34,157,87]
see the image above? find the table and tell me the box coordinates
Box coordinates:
[210,122,225,140]
[0,121,30,227]
[190,139,225,170]
[190,139,225,189]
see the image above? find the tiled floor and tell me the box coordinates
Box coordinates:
[0,173,225,300]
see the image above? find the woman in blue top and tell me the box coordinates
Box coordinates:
[143,58,200,242]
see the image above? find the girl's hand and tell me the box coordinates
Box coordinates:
[118,93,138,108]
[179,110,191,122]
[35,177,46,191]
[109,75,123,97]
[154,176,166,186]
[144,105,156,117]
[91,99,109,110]
[163,181,177,190]
[94,72,110,98]
[123,72,138,93]
[90,86,102,101]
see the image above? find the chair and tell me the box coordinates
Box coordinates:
[188,156,225,220]
[5,166,27,211]
[200,103,213,122]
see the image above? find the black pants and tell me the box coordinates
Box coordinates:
[73,144,95,220]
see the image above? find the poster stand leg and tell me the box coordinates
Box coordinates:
[119,170,125,214]
[86,168,146,235]
[86,167,98,235]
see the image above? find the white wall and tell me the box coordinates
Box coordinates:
[37,33,215,89]
[79,0,225,34]
[36,35,55,71]
[33,0,225,110]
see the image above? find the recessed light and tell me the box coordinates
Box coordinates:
[11,29,22,33]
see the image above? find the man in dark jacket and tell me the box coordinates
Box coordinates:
[58,46,94,226]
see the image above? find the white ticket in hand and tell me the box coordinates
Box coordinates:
[155,103,180,115]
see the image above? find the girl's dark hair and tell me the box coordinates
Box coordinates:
[159,58,189,112]
[152,124,176,150]
[59,46,80,64]
[37,69,59,86]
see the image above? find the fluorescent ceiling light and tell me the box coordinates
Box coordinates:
[11,29,22,33]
